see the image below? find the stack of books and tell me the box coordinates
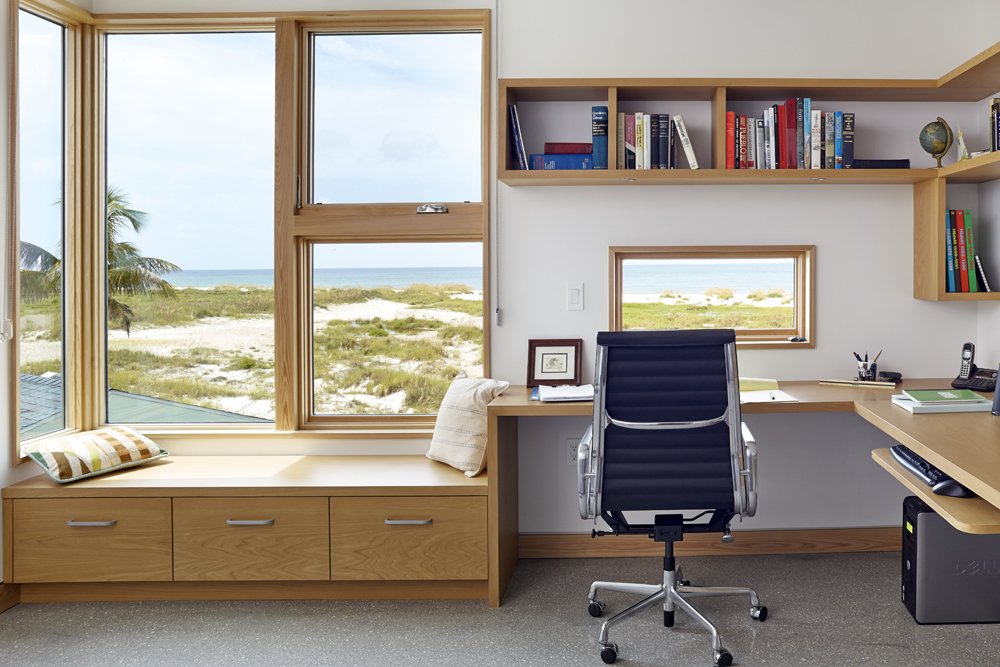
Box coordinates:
[891,388,993,413]
[944,208,991,293]
[615,112,697,170]
[725,100,884,170]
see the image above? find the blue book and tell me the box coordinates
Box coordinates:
[529,153,593,170]
[945,211,955,292]
[591,105,608,169]
[834,111,844,169]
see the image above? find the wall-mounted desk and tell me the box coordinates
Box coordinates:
[486,380,1000,606]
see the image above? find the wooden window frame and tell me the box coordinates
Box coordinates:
[10,1,87,460]
[278,12,492,431]
[609,245,816,349]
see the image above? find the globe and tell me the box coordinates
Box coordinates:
[919,117,953,167]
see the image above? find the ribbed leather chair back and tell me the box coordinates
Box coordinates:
[597,330,737,512]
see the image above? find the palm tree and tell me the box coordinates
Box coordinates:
[20,187,180,334]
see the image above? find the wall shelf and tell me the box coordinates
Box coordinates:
[499,42,1000,302]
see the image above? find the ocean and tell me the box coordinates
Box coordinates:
[164,261,794,296]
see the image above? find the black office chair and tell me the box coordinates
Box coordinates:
[577,329,765,667]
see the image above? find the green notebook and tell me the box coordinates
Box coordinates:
[902,388,989,404]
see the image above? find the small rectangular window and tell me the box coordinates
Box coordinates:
[611,246,814,346]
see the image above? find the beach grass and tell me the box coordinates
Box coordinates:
[623,301,793,329]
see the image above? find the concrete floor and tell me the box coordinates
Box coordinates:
[0,552,997,666]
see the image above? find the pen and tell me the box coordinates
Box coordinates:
[865,351,868,362]
[853,352,862,362]
[769,391,776,400]
[872,349,883,364]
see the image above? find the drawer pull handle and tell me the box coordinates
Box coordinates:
[384,519,433,525]
[66,520,117,527]
[226,519,275,526]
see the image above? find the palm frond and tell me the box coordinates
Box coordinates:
[107,298,135,335]
[20,241,58,272]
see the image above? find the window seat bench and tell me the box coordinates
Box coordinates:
[3,455,491,605]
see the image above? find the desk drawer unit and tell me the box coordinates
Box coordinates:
[173,497,330,581]
[12,498,173,583]
[330,496,487,581]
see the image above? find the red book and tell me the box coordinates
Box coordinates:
[726,111,735,169]
[776,105,787,169]
[957,209,970,292]
[784,99,798,169]
[738,115,748,169]
[543,142,592,154]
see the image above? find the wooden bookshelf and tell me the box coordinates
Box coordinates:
[499,41,1000,302]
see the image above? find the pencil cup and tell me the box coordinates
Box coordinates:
[857,361,876,381]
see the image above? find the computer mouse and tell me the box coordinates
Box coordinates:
[932,479,976,498]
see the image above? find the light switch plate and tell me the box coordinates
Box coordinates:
[566,282,584,311]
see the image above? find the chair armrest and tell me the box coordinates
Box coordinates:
[577,425,595,519]
[740,422,757,517]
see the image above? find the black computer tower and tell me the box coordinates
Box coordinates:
[902,496,1000,623]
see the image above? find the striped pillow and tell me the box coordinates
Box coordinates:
[24,426,168,483]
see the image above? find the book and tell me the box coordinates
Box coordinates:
[891,394,992,414]
[810,109,822,169]
[643,113,651,171]
[796,98,805,169]
[945,211,955,292]
[841,112,855,168]
[649,113,661,169]
[743,115,754,168]
[784,99,797,169]
[976,254,992,292]
[625,114,636,169]
[965,209,979,293]
[544,142,592,154]
[529,153,593,170]
[508,105,528,170]
[636,112,645,170]
[591,106,608,170]
[802,97,811,168]
[754,118,764,171]
[763,110,773,169]
[950,210,961,291]
[615,114,625,169]
[538,384,594,402]
[834,111,844,169]
[902,388,988,404]
[818,378,896,388]
[725,111,736,169]
[734,114,742,168]
[661,113,672,169]
[667,114,676,169]
[851,158,910,169]
[824,111,836,169]
[673,114,699,169]
[956,209,970,292]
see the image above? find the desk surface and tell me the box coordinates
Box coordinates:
[490,380,1000,533]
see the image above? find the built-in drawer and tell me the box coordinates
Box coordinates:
[12,498,173,583]
[330,496,487,580]
[173,497,330,581]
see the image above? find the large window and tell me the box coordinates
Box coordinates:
[104,31,275,424]
[292,16,489,427]
[18,9,66,441]
[611,246,815,346]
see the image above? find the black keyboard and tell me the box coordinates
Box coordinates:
[889,445,975,498]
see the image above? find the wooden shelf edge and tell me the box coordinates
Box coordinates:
[916,291,1000,301]
[938,151,1000,183]
[499,168,936,186]
[872,448,1000,534]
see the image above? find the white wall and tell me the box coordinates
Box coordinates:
[3,1,998,554]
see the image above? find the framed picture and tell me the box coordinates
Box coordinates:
[527,338,583,387]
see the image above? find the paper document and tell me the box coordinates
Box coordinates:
[538,384,594,402]
[738,377,780,392]
[740,389,798,403]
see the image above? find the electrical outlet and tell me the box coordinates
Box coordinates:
[567,438,579,465]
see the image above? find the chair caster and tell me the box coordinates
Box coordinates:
[599,643,618,664]
[750,605,768,621]
[713,648,733,667]
[587,600,606,618]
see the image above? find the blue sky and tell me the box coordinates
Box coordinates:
[20,17,483,272]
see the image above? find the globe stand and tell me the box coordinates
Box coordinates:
[920,116,953,168]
